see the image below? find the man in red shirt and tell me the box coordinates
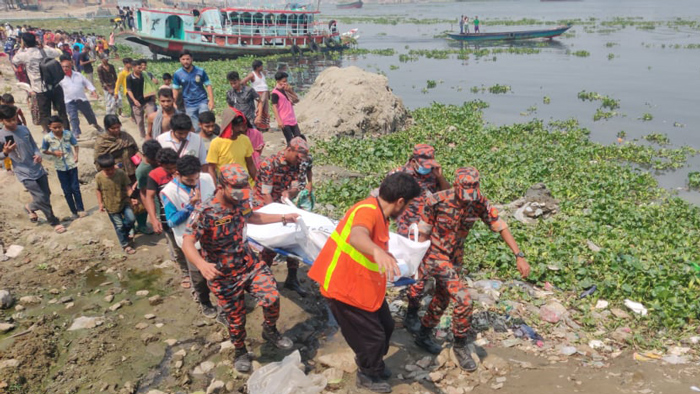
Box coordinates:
[309,172,421,393]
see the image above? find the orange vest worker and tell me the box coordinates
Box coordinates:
[308,197,389,312]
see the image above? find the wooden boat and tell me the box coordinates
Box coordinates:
[122,5,344,60]
[336,0,363,9]
[448,25,572,42]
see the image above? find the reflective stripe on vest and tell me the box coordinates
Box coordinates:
[322,203,379,291]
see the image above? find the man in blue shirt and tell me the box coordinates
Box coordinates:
[172,50,214,132]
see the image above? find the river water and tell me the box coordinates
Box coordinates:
[124,0,700,202]
[303,0,700,204]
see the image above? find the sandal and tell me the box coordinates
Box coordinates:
[54,224,66,234]
[77,211,87,218]
[180,276,192,289]
[25,205,38,222]
[123,246,136,255]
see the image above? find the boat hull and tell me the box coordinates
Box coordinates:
[336,1,363,9]
[448,25,571,42]
[123,33,343,60]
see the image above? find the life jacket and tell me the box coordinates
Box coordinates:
[308,198,389,312]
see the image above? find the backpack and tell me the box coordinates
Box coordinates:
[38,48,64,90]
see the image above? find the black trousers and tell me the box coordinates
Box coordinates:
[281,124,301,144]
[36,86,69,130]
[328,298,394,377]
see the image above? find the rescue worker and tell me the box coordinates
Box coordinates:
[308,172,422,393]
[389,144,450,237]
[388,144,450,333]
[410,167,530,371]
[254,136,309,296]
[182,163,299,373]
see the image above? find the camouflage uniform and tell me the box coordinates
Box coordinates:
[389,144,442,237]
[185,166,280,349]
[409,167,507,339]
[253,138,308,272]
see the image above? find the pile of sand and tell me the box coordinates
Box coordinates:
[295,66,411,139]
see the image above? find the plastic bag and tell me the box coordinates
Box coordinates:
[247,350,327,394]
[388,223,430,279]
[294,189,316,211]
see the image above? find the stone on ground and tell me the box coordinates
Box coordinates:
[0,289,13,309]
[67,316,105,331]
[317,348,358,373]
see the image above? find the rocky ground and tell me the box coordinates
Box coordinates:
[0,52,699,394]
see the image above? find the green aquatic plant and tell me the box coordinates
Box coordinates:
[572,50,591,57]
[593,109,617,121]
[314,101,700,335]
[488,84,511,94]
[641,113,654,121]
[644,133,671,145]
[543,96,551,105]
[689,172,700,189]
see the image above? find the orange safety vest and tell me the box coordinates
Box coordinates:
[308,198,388,312]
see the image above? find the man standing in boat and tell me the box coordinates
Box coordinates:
[172,50,215,133]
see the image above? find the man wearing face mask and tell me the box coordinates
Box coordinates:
[160,155,217,318]
[182,163,299,373]
[388,144,450,334]
[308,172,422,393]
[411,167,530,372]
[254,136,309,296]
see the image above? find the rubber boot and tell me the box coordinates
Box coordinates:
[403,306,421,335]
[414,325,442,355]
[262,324,293,350]
[453,336,478,372]
[234,347,252,373]
[356,371,392,393]
[284,267,308,297]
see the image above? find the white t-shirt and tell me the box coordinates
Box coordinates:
[160,172,216,248]
[157,131,208,165]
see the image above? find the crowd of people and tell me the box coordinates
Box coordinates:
[1,27,531,394]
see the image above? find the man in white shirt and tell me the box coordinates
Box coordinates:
[11,32,69,133]
[59,55,104,138]
[160,154,217,318]
[156,113,208,172]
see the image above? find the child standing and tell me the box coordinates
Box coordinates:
[226,71,259,125]
[270,71,301,144]
[96,153,136,254]
[41,116,86,218]
[0,94,27,126]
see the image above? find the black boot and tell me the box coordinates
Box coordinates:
[356,371,392,393]
[414,325,442,355]
[380,365,392,380]
[284,267,308,297]
[453,336,478,372]
[403,306,421,335]
[234,347,252,373]
[262,324,293,350]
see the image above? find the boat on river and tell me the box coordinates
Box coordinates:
[448,25,572,42]
[121,4,344,60]
[336,0,363,9]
